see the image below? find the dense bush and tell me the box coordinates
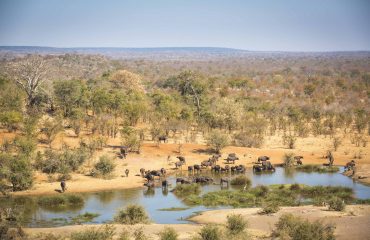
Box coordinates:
[114,205,149,224]
[158,227,179,240]
[172,184,201,197]
[328,197,346,211]
[92,155,116,178]
[295,164,339,173]
[70,225,115,240]
[230,176,251,187]
[206,130,229,153]
[283,153,295,167]
[198,224,222,240]
[37,194,84,208]
[272,213,335,240]
[226,214,248,235]
[0,153,33,191]
[259,202,280,215]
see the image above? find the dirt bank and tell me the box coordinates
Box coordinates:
[24,205,370,240]
[6,130,370,196]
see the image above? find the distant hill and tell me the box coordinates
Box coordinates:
[0,46,251,60]
[1,46,369,61]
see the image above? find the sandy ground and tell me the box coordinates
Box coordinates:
[24,205,370,240]
[189,205,370,240]
[1,128,369,196]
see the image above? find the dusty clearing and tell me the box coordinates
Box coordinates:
[6,130,370,196]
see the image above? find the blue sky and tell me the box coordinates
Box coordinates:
[0,0,369,51]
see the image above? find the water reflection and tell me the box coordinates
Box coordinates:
[1,167,370,228]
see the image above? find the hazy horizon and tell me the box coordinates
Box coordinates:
[1,0,369,52]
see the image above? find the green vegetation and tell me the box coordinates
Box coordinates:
[295,164,339,173]
[37,194,84,209]
[272,214,335,240]
[158,227,179,240]
[230,175,251,188]
[283,153,295,167]
[183,184,354,208]
[198,224,222,240]
[206,129,230,153]
[71,212,100,224]
[158,207,190,211]
[226,214,248,235]
[328,197,346,211]
[70,225,115,240]
[259,202,280,215]
[172,184,201,197]
[92,155,116,178]
[114,204,149,224]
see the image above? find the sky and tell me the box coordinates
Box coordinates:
[0,0,369,51]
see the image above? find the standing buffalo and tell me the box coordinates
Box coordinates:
[158,136,168,143]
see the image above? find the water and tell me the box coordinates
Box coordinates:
[1,167,369,228]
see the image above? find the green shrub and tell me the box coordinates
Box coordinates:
[70,225,115,240]
[114,205,149,224]
[198,224,222,240]
[117,228,130,240]
[173,184,201,197]
[259,202,280,215]
[206,130,229,153]
[158,227,178,240]
[230,176,251,187]
[272,213,335,240]
[289,183,301,191]
[295,164,339,173]
[283,153,295,167]
[328,197,346,211]
[93,155,116,178]
[133,227,149,240]
[71,212,100,224]
[226,214,248,235]
[37,194,84,208]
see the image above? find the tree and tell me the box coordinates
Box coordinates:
[206,130,229,153]
[0,153,33,191]
[7,55,47,109]
[109,70,144,92]
[0,111,23,132]
[41,118,63,147]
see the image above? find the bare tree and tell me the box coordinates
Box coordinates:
[7,55,47,109]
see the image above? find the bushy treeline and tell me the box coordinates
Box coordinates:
[0,54,369,192]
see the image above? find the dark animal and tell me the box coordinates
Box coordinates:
[177,156,186,165]
[201,160,213,168]
[345,160,355,171]
[194,176,214,184]
[188,166,194,172]
[160,168,166,176]
[120,148,127,158]
[258,156,270,162]
[294,156,303,165]
[326,151,334,166]
[125,169,129,177]
[225,153,239,164]
[162,180,168,189]
[211,165,221,173]
[193,164,201,172]
[60,180,66,193]
[220,178,229,187]
[174,161,183,169]
[149,170,162,177]
[144,173,154,182]
[144,180,154,188]
[158,136,168,143]
[140,168,145,177]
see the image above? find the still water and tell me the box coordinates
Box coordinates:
[1,167,369,227]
